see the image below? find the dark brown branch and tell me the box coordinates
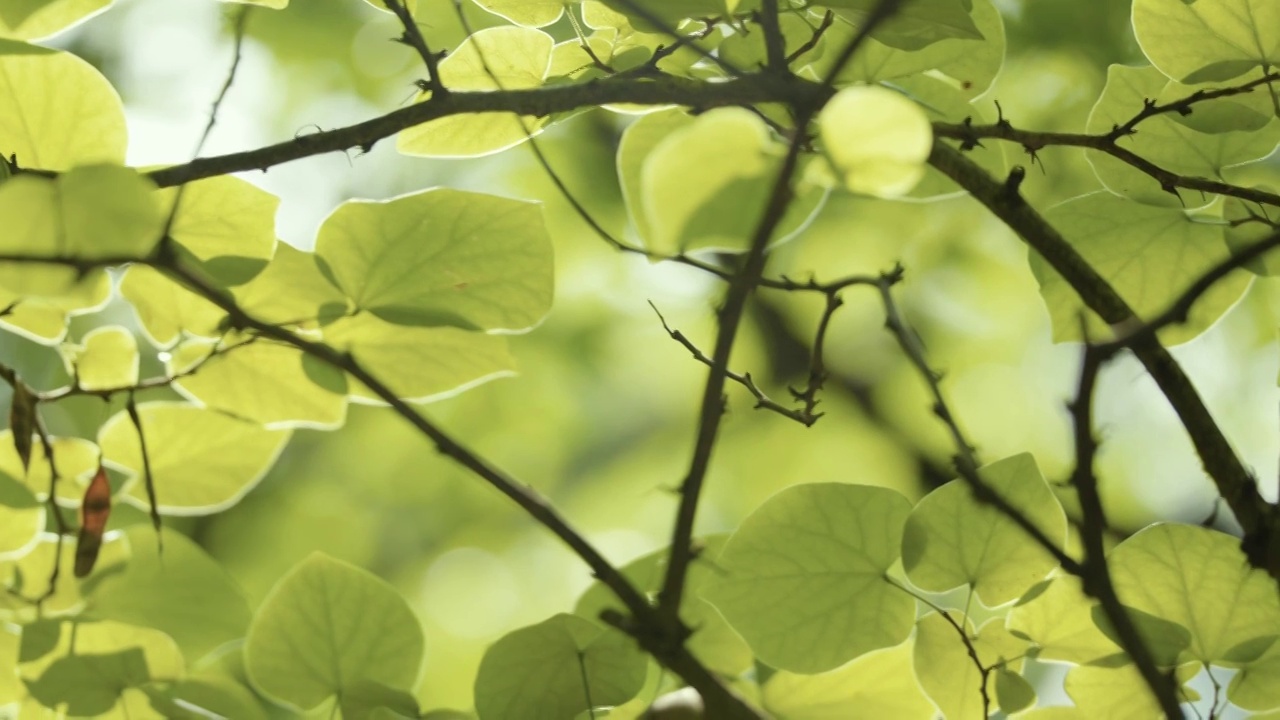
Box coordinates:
[1108,71,1280,140]
[143,74,829,188]
[933,121,1280,208]
[758,0,787,71]
[385,0,446,94]
[786,10,834,65]
[1068,342,1183,716]
[928,141,1278,577]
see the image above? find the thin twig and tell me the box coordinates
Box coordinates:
[385,0,447,94]
[649,301,821,426]
[125,393,163,549]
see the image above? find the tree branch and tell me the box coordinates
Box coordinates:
[927,141,1278,577]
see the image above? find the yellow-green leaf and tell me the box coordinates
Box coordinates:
[818,85,932,198]
[59,326,139,392]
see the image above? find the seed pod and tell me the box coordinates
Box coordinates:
[75,466,112,578]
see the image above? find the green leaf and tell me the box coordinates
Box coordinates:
[1225,192,1280,276]
[1133,0,1280,83]
[398,26,554,157]
[819,0,982,51]
[888,75,1007,199]
[0,533,127,616]
[1155,68,1278,134]
[574,536,752,677]
[24,648,152,716]
[0,271,110,344]
[0,0,112,40]
[143,675,270,720]
[315,187,554,331]
[473,0,566,27]
[817,85,933,198]
[1085,65,1280,206]
[638,107,825,255]
[994,667,1035,714]
[59,326,139,392]
[1109,523,1280,666]
[0,165,162,299]
[0,41,126,169]
[1088,604,1192,667]
[473,613,647,720]
[702,483,915,673]
[161,175,279,286]
[87,526,253,663]
[0,470,41,559]
[0,431,100,504]
[617,109,695,244]
[591,0,751,29]
[339,679,422,720]
[120,265,226,347]
[323,313,515,403]
[232,242,348,327]
[244,553,425,713]
[1032,192,1250,345]
[820,0,1004,98]
[98,402,290,515]
[761,640,934,720]
[1006,574,1122,664]
[226,0,287,8]
[912,613,1030,720]
[1062,662,1179,717]
[19,619,183,716]
[901,452,1067,607]
[170,334,348,429]
[1231,640,1280,710]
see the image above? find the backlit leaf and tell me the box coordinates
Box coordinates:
[818,85,932,198]
[1133,0,1280,83]
[98,402,290,515]
[703,483,915,673]
[244,553,425,712]
[473,613,646,720]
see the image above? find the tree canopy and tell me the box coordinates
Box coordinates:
[2,0,1280,717]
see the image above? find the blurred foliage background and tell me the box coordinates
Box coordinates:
[5,0,1280,710]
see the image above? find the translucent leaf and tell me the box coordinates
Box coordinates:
[226,0,287,7]
[1109,523,1280,666]
[0,431,99,504]
[0,469,41,559]
[0,625,17,704]
[0,166,162,299]
[0,0,112,41]
[1085,65,1280,206]
[170,335,347,429]
[323,313,515,404]
[0,41,126,169]
[19,619,183,716]
[143,676,270,720]
[1224,193,1280,276]
[161,175,279,286]
[314,187,554,331]
[473,0,565,27]
[575,536,752,677]
[338,679,421,720]
[1063,663,1170,718]
[824,0,1004,98]
[1231,640,1280,710]
[1133,0,1280,83]
[617,109,695,243]
[1006,574,1121,665]
[98,402,290,515]
[398,26,554,157]
[819,0,982,51]
[994,667,1035,714]
[718,13,829,71]
[244,553,425,713]
[817,85,932,198]
[761,640,934,719]
[0,271,109,344]
[1155,68,1278,134]
[913,614,1030,720]
[901,452,1067,607]
[1088,604,1192,667]
[702,483,915,673]
[59,326,139,392]
[473,613,647,720]
[1032,192,1250,345]
[120,265,226,348]
[639,107,825,254]
[0,534,126,617]
[591,0,749,29]
[88,526,253,663]
[232,242,348,327]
